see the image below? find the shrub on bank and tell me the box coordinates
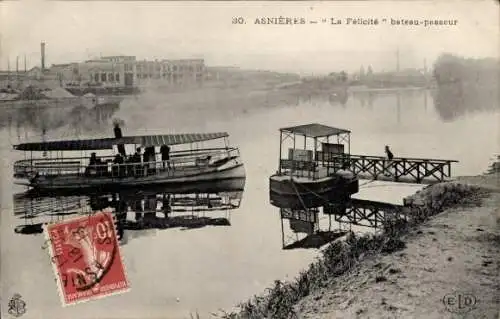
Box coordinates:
[217,182,482,319]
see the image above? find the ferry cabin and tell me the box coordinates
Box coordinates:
[277,123,353,178]
[269,123,359,209]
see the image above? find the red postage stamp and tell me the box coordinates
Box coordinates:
[44,209,130,306]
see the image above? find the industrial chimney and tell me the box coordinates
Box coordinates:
[41,42,46,70]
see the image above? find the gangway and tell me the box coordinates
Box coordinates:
[316,153,458,184]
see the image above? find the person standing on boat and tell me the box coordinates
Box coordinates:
[160,144,171,169]
[86,152,98,176]
[89,152,97,166]
[143,147,155,175]
[133,147,143,176]
[384,145,394,177]
[143,148,149,175]
[145,146,156,175]
[114,123,126,157]
[113,153,125,177]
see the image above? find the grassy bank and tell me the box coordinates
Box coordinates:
[213,180,489,319]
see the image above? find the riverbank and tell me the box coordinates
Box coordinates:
[216,173,499,319]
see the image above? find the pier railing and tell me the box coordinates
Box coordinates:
[315,152,458,184]
[14,148,240,179]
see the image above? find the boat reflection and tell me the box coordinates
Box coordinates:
[13,179,246,245]
[277,206,347,251]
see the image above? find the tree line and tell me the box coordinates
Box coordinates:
[432,53,499,121]
[433,53,499,87]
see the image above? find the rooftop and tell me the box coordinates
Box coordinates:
[280,123,351,138]
[13,132,229,151]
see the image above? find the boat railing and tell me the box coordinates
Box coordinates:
[14,147,240,178]
[315,152,351,173]
[279,159,320,179]
[279,152,352,179]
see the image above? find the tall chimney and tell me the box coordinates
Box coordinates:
[41,42,46,70]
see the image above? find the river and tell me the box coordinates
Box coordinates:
[0,87,498,318]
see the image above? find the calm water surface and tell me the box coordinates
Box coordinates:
[1,89,498,318]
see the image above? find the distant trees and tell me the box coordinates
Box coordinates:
[357,65,373,82]
[327,71,348,83]
[433,53,499,86]
[367,66,373,77]
[339,71,347,82]
[432,53,500,121]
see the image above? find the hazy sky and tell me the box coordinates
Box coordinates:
[1,0,498,74]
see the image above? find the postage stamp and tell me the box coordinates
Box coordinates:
[44,209,130,306]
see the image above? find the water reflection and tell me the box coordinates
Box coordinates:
[13,179,245,245]
[0,101,121,141]
[269,184,349,250]
[431,83,499,122]
[296,88,349,107]
[271,195,408,251]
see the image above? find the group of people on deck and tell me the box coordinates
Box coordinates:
[86,124,171,177]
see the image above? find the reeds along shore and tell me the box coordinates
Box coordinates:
[216,182,484,319]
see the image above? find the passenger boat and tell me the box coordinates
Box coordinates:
[269,123,359,209]
[13,127,245,192]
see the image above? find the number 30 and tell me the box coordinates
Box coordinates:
[232,17,245,24]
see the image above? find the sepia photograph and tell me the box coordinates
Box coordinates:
[0,1,498,318]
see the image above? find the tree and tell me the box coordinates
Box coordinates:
[339,71,348,82]
[367,65,373,76]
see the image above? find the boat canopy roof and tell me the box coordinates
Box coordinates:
[280,123,350,138]
[13,132,229,151]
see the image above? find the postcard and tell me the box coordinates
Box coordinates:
[1,1,498,318]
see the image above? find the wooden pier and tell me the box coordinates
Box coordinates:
[316,152,458,184]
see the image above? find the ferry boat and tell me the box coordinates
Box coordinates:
[269,123,359,209]
[13,126,245,193]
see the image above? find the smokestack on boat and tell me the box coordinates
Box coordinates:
[41,42,46,70]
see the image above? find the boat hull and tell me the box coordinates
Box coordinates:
[20,160,246,194]
[269,174,359,209]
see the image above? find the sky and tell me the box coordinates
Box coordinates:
[0,0,498,74]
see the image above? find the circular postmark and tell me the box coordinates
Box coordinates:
[442,291,478,314]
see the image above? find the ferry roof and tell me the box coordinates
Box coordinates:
[13,132,229,151]
[280,123,351,138]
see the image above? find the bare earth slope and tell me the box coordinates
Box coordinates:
[294,175,499,319]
